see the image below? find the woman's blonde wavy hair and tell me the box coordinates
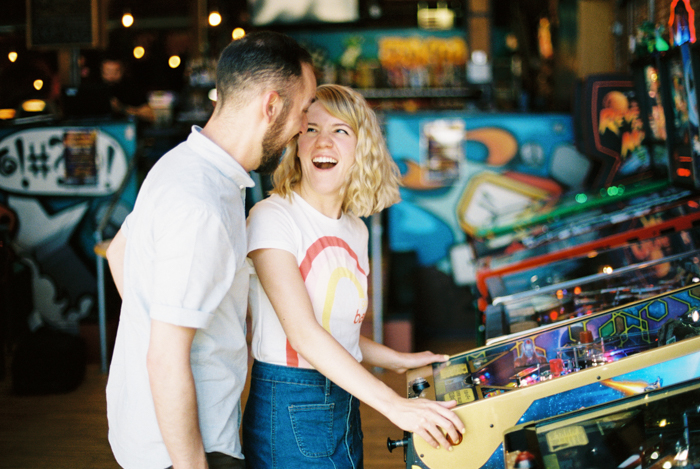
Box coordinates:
[271,84,401,217]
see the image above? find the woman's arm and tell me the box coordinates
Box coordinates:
[358,335,449,374]
[250,248,465,450]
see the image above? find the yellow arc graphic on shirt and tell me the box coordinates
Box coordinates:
[322,266,366,332]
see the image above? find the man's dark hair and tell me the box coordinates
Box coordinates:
[215,31,313,110]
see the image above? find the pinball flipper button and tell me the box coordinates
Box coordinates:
[446,431,463,446]
[411,377,430,395]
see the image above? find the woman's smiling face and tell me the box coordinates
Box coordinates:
[297,101,358,200]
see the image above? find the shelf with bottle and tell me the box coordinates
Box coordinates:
[358,86,481,99]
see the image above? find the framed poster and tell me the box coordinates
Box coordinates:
[419,118,466,185]
[62,128,98,186]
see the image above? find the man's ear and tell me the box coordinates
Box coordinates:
[261,90,283,124]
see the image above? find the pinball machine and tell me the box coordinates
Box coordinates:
[503,375,700,468]
[484,227,700,301]
[474,193,700,303]
[386,284,700,469]
[483,230,700,339]
[470,179,678,259]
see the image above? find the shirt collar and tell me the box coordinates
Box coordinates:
[186,125,255,189]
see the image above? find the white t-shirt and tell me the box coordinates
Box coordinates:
[106,127,253,469]
[247,192,369,368]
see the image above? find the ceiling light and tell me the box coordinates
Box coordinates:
[232,28,245,40]
[209,11,222,27]
[122,10,134,28]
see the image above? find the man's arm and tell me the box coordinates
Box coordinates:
[128,102,155,123]
[105,228,127,298]
[110,97,156,123]
[147,319,208,469]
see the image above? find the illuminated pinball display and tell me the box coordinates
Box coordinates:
[388,285,700,469]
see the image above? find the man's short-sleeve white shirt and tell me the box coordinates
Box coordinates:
[106,126,254,469]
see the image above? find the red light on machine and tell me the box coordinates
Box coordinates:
[678,168,692,177]
[549,311,559,322]
[556,289,564,300]
[574,286,582,295]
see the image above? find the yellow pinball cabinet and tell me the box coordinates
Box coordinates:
[387,284,700,469]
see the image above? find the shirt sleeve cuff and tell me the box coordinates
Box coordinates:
[150,304,213,329]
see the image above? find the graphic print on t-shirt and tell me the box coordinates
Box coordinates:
[286,235,368,367]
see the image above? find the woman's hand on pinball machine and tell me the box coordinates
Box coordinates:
[393,351,450,374]
[385,395,465,451]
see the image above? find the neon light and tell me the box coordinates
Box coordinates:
[669,0,697,45]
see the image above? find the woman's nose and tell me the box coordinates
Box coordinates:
[315,131,332,147]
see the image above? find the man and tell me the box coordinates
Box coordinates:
[100,56,155,123]
[105,32,316,469]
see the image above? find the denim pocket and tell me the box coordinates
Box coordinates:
[288,403,335,458]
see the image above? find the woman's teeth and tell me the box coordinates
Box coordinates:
[312,156,337,169]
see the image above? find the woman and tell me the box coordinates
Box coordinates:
[243,84,464,468]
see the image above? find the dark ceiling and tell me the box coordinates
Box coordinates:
[1,0,468,31]
[0,0,468,102]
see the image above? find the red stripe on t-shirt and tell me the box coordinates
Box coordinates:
[298,236,366,281]
[286,339,298,367]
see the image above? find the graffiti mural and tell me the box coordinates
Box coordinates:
[385,112,584,277]
[0,122,138,333]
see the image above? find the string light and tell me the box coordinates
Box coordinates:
[33,79,43,91]
[8,51,17,63]
[122,10,134,28]
[133,46,145,59]
[168,55,181,68]
[208,11,222,27]
[232,28,245,40]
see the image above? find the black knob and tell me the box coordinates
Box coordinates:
[387,436,409,453]
[411,377,430,395]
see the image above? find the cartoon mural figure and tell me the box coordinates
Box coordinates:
[514,337,548,368]
[22,256,93,333]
